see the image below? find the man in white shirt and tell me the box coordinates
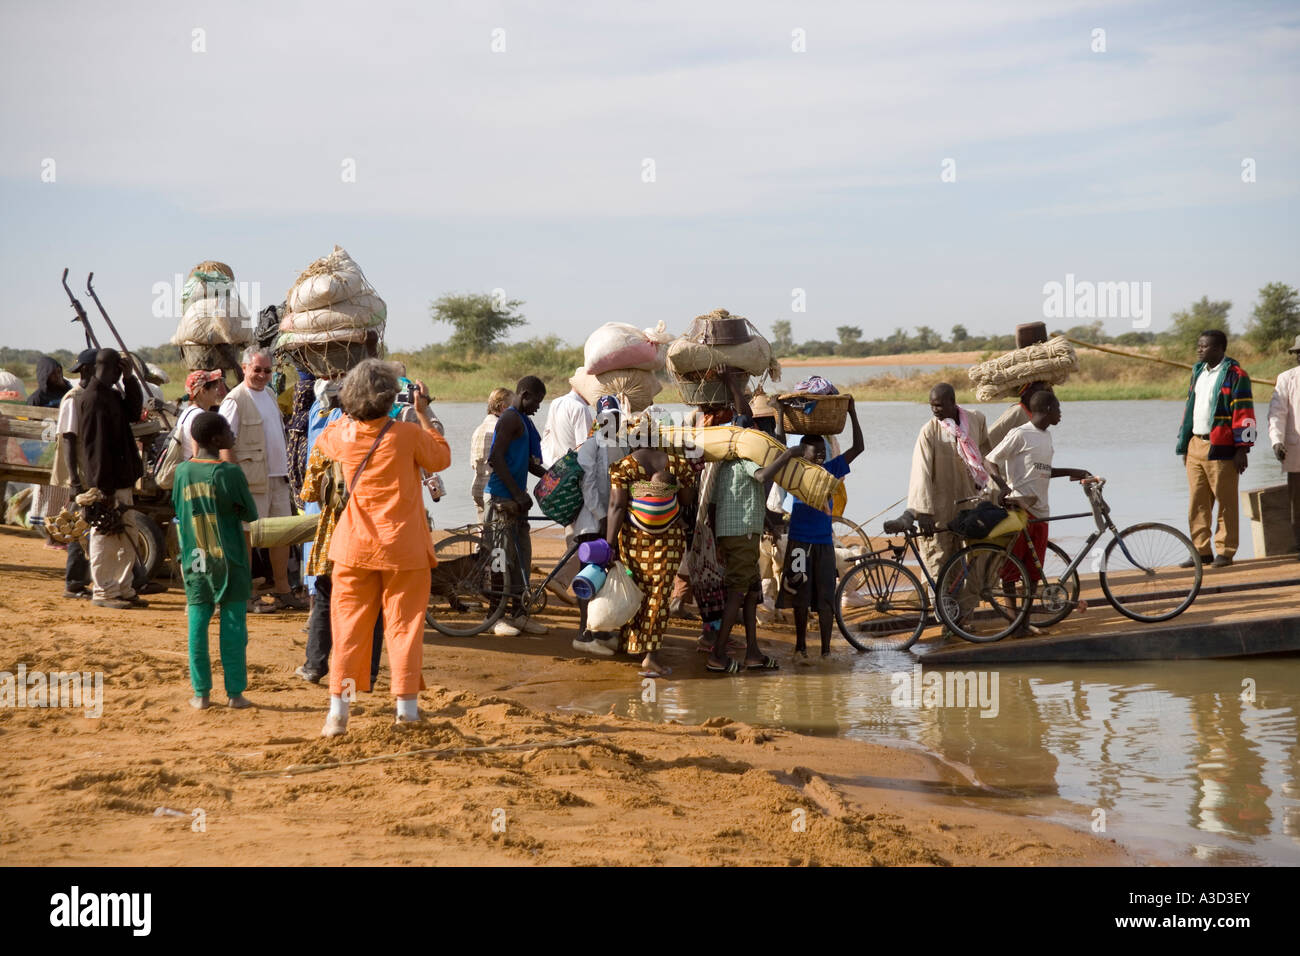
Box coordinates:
[1268,334,1300,556]
[219,348,304,611]
[539,386,594,603]
[541,387,594,469]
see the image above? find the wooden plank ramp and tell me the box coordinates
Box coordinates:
[913,555,1300,664]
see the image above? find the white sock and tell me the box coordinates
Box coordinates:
[328,695,349,721]
[395,697,419,721]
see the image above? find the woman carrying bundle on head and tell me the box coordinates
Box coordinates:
[604,411,697,679]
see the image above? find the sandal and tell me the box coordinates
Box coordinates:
[705,657,741,674]
[745,655,780,671]
[638,666,673,679]
[252,593,307,614]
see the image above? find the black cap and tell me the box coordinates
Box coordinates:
[71,348,99,373]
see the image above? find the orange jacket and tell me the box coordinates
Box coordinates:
[316,417,451,570]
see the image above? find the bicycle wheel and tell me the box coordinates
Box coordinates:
[835,558,928,652]
[1100,523,1202,623]
[830,515,871,551]
[935,544,1032,643]
[425,533,509,637]
[1029,540,1080,628]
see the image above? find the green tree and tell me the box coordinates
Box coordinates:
[914,325,942,350]
[1245,282,1300,352]
[431,292,527,354]
[771,320,794,353]
[950,324,969,345]
[836,325,863,346]
[1065,320,1105,343]
[1163,296,1231,355]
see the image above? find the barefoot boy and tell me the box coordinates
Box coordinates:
[173,412,258,709]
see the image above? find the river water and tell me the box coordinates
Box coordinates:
[429,396,1299,864]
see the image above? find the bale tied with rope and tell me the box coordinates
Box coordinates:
[968,335,1079,402]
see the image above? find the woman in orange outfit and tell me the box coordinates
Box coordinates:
[315,359,450,736]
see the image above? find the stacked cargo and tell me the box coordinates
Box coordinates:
[666,308,780,405]
[278,246,385,377]
[572,321,671,412]
[170,260,252,373]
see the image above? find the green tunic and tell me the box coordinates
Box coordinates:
[172,459,259,605]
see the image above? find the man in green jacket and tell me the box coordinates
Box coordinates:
[1175,330,1254,567]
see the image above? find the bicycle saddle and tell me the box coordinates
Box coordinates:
[882,510,917,534]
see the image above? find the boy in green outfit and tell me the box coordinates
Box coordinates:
[172,412,258,710]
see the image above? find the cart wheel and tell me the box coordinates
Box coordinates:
[123,509,166,581]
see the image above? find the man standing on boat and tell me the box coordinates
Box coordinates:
[907,383,992,592]
[1267,334,1300,558]
[1176,330,1254,568]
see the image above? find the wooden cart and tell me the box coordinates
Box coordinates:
[0,403,172,579]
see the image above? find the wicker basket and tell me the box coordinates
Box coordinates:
[779,392,851,436]
[675,378,733,406]
[180,342,242,373]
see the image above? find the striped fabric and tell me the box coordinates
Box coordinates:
[628,492,679,533]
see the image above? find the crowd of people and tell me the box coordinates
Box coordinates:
[8,325,1300,737]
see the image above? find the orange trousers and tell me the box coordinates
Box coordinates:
[329,563,431,697]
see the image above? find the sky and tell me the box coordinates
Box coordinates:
[1,0,1297,354]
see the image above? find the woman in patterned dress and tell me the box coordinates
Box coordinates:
[605,441,697,678]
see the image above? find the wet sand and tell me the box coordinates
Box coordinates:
[0,525,1138,866]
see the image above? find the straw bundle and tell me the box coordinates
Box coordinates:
[968,335,1078,402]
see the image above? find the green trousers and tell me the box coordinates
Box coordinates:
[188,602,248,697]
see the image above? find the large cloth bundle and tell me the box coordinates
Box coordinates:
[569,366,602,405]
[594,367,660,412]
[278,245,386,377]
[278,294,386,334]
[287,246,372,313]
[666,310,780,381]
[584,321,672,375]
[171,261,252,348]
[968,335,1078,402]
[656,425,846,515]
[569,366,663,411]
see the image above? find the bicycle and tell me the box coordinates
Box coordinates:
[425,513,579,637]
[833,519,944,652]
[934,476,1203,643]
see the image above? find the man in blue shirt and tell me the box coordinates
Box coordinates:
[487,376,548,636]
[779,396,863,658]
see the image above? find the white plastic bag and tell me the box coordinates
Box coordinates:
[585,560,644,632]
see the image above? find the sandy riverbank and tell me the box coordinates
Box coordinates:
[0,525,1136,866]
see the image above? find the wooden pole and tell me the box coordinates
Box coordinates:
[1063,337,1276,388]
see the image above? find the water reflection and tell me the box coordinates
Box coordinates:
[594,655,1300,863]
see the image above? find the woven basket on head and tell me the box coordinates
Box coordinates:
[778,392,851,436]
[676,379,732,406]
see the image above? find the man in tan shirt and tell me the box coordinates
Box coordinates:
[907,383,992,588]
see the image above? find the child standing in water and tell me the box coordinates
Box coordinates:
[172,412,259,709]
